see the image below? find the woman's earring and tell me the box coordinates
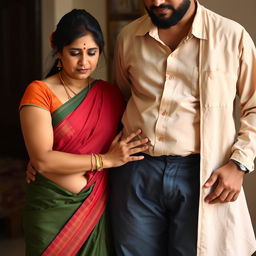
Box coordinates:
[57,59,62,71]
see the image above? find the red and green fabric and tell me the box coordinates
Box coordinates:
[23,80,124,256]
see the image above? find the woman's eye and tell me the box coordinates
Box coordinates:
[70,51,80,56]
[88,51,96,56]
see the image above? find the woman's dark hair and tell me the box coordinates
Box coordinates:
[46,9,104,77]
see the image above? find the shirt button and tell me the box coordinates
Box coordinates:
[162,111,168,116]
[158,136,164,142]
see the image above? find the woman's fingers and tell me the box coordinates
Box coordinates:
[123,129,142,143]
[129,145,148,155]
[121,130,149,156]
[26,170,36,183]
[122,129,149,150]
[25,162,37,183]
[127,138,149,149]
[112,131,123,144]
[128,155,145,161]
[105,129,149,168]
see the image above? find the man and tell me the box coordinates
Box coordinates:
[109,0,256,255]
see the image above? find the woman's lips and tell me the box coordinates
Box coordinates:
[77,68,89,73]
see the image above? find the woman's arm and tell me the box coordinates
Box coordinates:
[20,106,93,174]
[20,106,148,175]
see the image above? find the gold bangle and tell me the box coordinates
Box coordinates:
[90,153,94,171]
[97,154,103,171]
[93,153,98,170]
[98,154,104,171]
[94,154,103,171]
[94,154,99,170]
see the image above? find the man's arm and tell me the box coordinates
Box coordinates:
[204,29,256,204]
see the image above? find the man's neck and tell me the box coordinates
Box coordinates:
[158,0,197,50]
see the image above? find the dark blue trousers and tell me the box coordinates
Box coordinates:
[109,154,200,256]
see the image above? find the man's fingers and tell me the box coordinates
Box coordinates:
[204,184,223,203]
[204,173,218,188]
[225,192,237,202]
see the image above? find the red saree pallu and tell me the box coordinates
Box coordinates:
[23,80,124,256]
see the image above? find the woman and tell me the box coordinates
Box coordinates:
[20,9,148,256]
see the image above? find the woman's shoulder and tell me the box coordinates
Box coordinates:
[20,80,60,112]
[25,80,52,94]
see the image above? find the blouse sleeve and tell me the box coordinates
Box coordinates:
[19,81,52,111]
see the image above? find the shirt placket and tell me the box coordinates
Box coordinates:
[154,53,177,155]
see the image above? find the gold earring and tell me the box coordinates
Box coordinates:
[57,59,62,70]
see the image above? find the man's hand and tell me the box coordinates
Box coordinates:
[204,160,245,204]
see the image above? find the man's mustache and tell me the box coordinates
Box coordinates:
[150,4,175,11]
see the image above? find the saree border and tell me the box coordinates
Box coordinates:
[41,171,108,256]
[51,80,98,128]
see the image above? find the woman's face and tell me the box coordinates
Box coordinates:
[58,33,100,80]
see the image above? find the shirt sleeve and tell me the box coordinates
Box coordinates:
[19,81,51,111]
[230,28,256,172]
[112,31,132,101]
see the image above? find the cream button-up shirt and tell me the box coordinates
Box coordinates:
[151,31,200,156]
[113,7,204,157]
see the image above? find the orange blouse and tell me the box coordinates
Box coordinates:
[20,80,62,113]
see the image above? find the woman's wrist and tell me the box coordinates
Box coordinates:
[91,153,109,171]
[100,154,112,169]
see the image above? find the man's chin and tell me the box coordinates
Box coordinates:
[153,8,172,17]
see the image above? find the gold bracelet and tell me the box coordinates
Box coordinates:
[92,153,98,170]
[90,153,94,171]
[94,154,99,170]
[94,154,104,171]
[98,154,104,171]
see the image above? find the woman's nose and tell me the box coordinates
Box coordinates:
[78,55,88,67]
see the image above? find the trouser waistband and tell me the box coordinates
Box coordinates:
[141,153,200,163]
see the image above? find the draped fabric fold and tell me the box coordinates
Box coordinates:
[41,171,108,256]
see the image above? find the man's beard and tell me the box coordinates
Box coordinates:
[146,0,191,29]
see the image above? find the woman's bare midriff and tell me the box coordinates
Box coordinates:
[41,172,88,194]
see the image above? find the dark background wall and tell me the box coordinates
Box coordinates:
[0,0,42,159]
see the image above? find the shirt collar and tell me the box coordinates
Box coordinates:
[192,1,207,40]
[135,1,207,40]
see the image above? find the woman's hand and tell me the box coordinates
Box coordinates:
[25,162,37,184]
[102,129,149,168]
